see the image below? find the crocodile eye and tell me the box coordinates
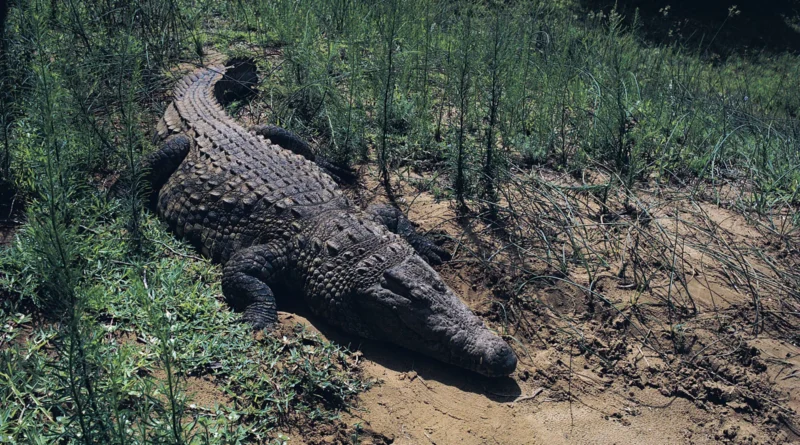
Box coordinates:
[382,268,412,296]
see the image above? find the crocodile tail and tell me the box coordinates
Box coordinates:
[173,75,192,101]
[172,64,226,101]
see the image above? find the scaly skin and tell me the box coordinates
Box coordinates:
[145,64,517,377]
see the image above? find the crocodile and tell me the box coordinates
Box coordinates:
[139,62,517,377]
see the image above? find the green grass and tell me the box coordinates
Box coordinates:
[0,201,368,443]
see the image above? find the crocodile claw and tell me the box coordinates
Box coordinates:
[408,233,451,265]
[239,301,278,331]
[315,156,358,185]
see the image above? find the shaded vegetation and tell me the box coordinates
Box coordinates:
[583,0,800,55]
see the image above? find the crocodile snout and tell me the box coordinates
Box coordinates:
[365,255,518,377]
[475,335,517,377]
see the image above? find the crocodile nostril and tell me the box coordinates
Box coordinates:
[474,336,518,377]
[493,343,518,376]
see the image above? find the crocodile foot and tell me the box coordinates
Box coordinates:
[368,204,451,265]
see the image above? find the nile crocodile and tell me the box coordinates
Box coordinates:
[139,62,517,377]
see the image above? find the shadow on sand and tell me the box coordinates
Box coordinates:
[276,305,522,403]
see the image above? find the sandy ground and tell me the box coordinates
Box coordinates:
[274,313,716,445]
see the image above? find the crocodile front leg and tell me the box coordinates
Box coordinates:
[222,243,288,330]
[367,204,452,265]
[251,124,357,184]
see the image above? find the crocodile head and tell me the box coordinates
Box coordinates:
[355,255,517,377]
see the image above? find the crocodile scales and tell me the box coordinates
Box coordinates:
[141,63,517,377]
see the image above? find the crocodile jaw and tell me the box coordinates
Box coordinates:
[358,256,517,377]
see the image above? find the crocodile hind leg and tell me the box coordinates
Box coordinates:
[142,134,192,193]
[222,243,288,330]
[251,124,315,159]
[367,204,452,265]
[251,124,357,184]
[109,134,191,201]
